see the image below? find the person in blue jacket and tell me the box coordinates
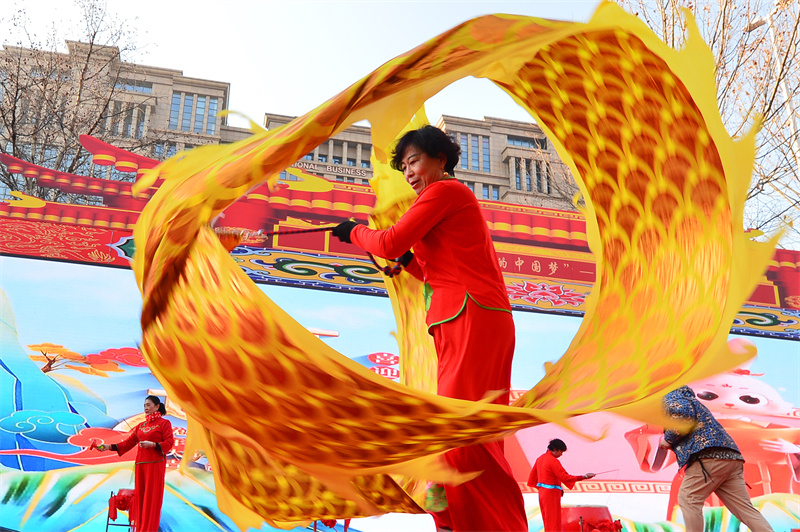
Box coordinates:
[659,386,773,532]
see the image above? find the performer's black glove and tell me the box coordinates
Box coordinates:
[396,251,414,267]
[332,221,359,243]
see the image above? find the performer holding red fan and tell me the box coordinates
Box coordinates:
[94,395,174,532]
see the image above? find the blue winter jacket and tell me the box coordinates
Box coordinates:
[662,386,741,468]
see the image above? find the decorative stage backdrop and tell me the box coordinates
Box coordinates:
[1,130,798,532]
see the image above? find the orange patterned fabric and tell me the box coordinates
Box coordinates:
[131,3,774,529]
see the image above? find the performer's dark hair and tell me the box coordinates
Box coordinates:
[547,438,567,452]
[390,125,461,176]
[146,395,167,415]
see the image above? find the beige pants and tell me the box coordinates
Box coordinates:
[678,459,774,532]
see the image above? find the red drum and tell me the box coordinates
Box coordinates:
[561,505,613,531]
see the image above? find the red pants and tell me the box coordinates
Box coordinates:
[537,488,563,532]
[132,460,167,532]
[430,300,527,532]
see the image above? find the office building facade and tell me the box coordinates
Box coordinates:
[0,40,250,200]
[1,39,576,212]
[266,113,578,212]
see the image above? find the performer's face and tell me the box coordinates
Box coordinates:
[400,145,446,195]
[144,399,157,415]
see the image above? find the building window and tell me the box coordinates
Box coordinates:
[116,79,153,93]
[336,176,344,182]
[538,138,548,150]
[482,137,490,172]
[181,94,194,131]
[515,159,521,190]
[536,161,543,192]
[206,98,218,135]
[525,160,532,191]
[194,96,206,134]
[360,161,370,168]
[460,133,468,170]
[346,158,356,166]
[122,105,134,137]
[483,186,489,200]
[154,142,177,159]
[546,162,552,194]
[110,101,124,135]
[492,188,499,201]
[318,154,328,163]
[168,93,180,130]
[471,136,479,171]
[465,181,474,193]
[333,156,343,165]
[135,105,146,139]
[303,153,314,161]
[346,176,355,183]
[508,135,539,148]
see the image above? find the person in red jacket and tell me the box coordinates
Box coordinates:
[96,395,174,532]
[332,125,527,532]
[527,439,595,532]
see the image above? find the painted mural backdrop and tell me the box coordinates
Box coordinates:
[0,257,321,532]
[1,254,798,531]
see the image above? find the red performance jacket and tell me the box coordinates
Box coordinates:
[351,178,510,329]
[116,416,174,463]
[527,451,583,492]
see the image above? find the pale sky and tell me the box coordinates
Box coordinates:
[2,0,601,128]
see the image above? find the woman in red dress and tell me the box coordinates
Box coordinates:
[527,439,595,532]
[332,125,527,532]
[96,395,174,532]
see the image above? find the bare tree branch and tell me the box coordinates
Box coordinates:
[0,0,165,204]
[618,0,800,248]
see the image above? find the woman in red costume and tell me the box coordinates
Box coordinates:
[332,125,527,532]
[527,439,595,532]
[96,395,174,532]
